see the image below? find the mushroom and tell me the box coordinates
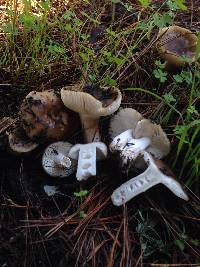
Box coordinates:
[43,185,59,196]
[61,84,122,143]
[156,26,199,68]
[20,90,80,143]
[7,127,38,154]
[69,142,107,181]
[109,109,170,165]
[111,151,189,206]
[61,83,122,181]
[109,108,143,141]
[42,141,77,177]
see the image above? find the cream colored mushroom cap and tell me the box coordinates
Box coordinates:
[157,26,198,67]
[61,87,122,119]
[135,119,170,159]
[109,108,143,139]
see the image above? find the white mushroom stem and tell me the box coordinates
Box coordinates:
[54,153,71,168]
[110,129,151,163]
[109,129,133,151]
[111,151,189,206]
[80,114,100,143]
[69,142,107,181]
[121,137,151,164]
[126,137,151,151]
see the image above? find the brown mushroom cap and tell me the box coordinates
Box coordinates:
[157,26,198,67]
[20,90,80,142]
[135,119,170,159]
[61,86,122,118]
[8,127,38,154]
[109,108,143,139]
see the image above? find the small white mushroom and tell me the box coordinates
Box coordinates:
[43,185,59,196]
[111,151,189,206]
[42,141,77,177]
[69,142,107,181]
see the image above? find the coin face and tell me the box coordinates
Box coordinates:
[42,141,77,178]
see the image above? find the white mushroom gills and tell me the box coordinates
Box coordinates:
[111,151,189,206]
[42,141,77,177]
[54,153,72,168]
[69,142,107,181]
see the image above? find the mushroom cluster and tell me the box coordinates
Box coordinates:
[109,108,170,164]
[109,108,188,206]
[6,24,192,207]
[13,87,188,206]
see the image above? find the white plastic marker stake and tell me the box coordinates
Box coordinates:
[69,142,107,181]
[111,151,189,206]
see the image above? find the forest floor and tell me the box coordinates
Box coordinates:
[0,0,200,266]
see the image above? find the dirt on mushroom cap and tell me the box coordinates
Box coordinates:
[20,90,80,142]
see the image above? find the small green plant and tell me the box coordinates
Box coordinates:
[136,211,167,257]
[79,210,87,219]
[174,0,187,10]
[153,69,168,83]
[174,239,185,251]
[138,0,151,8]
[163,93,176,105]
[153,60,168,83]
[153,13,172,28]
[74,190,89,198]
[74,190,88,219]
